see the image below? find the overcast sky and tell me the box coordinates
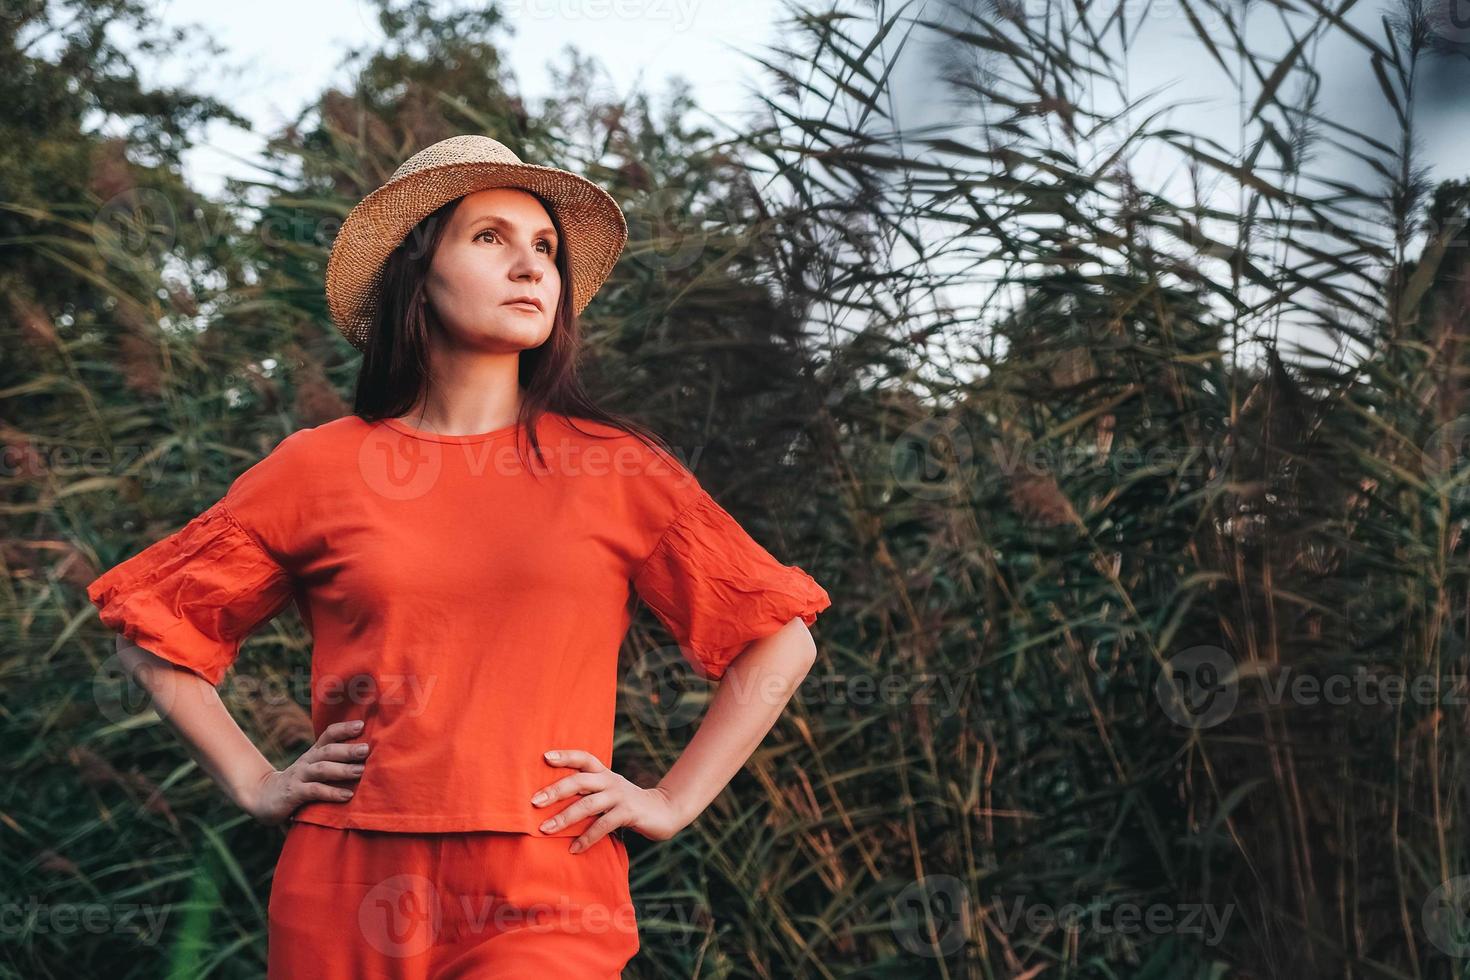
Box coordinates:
[132,0,1470,368]
[144,0,1470,215]
[144,0,784,197]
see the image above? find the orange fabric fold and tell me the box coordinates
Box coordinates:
[632,485,831,680]
[86,501,295,685]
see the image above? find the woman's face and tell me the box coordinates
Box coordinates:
[423,187,562,349]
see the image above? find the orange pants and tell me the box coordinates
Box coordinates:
[267,821,639,978]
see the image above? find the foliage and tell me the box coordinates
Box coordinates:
[4,0,1470,976]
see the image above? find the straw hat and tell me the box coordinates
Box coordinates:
[325,134,628,351]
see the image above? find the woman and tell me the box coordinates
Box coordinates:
[86,135,832,978]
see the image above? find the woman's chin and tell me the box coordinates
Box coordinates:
[449,317,550,350]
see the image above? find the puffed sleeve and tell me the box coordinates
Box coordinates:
[85,440,303,686]
[632,481,831,681]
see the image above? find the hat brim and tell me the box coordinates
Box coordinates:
[325,160,628,351]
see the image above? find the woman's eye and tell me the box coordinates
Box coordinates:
[473,230,552,256]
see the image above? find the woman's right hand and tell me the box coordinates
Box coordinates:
[241,720,370,826]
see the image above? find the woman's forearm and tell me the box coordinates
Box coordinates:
[654,616,818,828]
[114,635,274,810]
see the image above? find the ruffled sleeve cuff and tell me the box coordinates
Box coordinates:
[632,486,831,680]
[86,500,295,685]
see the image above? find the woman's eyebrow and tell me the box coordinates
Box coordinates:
[468,214,558,238]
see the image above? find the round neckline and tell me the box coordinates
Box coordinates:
[379,415,524,444]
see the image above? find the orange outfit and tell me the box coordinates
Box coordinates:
[268,822,638,978]
[85,410,831,973]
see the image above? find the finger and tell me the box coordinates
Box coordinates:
[543,748,605,772]
[302,760,366,783]
[537,791,612,834]
[313,741,371,763]
[531,772,604,807]
[316,720,366,746]
[570,813,624,854]
[292,779,355,803]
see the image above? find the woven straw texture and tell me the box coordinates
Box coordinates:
[325,135,628,351]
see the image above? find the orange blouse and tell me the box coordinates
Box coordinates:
[85,411,831,835]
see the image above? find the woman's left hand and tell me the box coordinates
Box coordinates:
[532,748,685,852]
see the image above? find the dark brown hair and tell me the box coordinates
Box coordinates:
[351,190,674,471]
